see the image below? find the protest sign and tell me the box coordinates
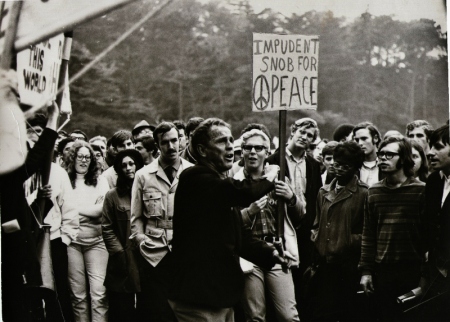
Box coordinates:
[1,0,136,52]
[252,33,319,112]
[16,34,64,106]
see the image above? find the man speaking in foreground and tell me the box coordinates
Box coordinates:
[168,118,291,321]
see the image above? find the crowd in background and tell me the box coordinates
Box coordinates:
[2,102,450,322]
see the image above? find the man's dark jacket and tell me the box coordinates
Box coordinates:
[426,171,450,271]
[169,165,277,308]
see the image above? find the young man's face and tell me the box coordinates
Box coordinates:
[377,142,401,174]
[115,139,134,152]
[290,125,316,150]
[157,128,180,164]
[27,126,44,143]
[242,136,269,173]
[178,129,187,151]
[354,128,377,157]
[323,154,335,174]
[428,140,450,174]
[135,142,150,161]
[407,127,429,151]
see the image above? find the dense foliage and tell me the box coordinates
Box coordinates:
[66,0,448,140]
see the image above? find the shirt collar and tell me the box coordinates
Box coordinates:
[439,171,450,181]
[286,149,306,163]
[158,157,181,172]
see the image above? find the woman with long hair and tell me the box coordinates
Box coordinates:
[101,150,143,322]
[67,140,110,321]
[410,139,429,182]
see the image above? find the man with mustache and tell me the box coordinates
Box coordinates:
[359,136,427,321]
[131,122,193,321]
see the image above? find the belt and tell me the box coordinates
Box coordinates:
[260,235,280,243]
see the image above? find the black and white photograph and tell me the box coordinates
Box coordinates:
[0,0,448,321]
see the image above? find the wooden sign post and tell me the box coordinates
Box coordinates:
[252,33,319,242]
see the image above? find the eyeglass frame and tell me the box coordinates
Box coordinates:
[76,154,91,162]
[242,145,268,153]
[376,151,399,160]
[332,162,352,171]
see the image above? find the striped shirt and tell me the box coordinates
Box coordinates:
[359,177,426,274]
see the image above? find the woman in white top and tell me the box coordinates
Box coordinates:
[67,141,110,322]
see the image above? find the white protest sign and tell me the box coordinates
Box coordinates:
[16,34,64,106]
[11,0,136,52]
[252,33,319,112]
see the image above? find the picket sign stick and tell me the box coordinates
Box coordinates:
[0,1,22,69]
[276,110,287,239]
[24,0,173,119]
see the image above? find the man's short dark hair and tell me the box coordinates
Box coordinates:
[110,130,132,148]
[379,137,415,177]
[332,124,354,142]
[134,135,158,154]
[153,122,178,146]
[185,117,205,138]
[27,113,47,129]
[57,137,75,155]
[322,141,339,157]
[405,120,434,139]
[191,118,231,160]
[91,144,104,157]
[70,129,88,141]
[240,123,272,141]
[173,120,186,132]
[429,124,449,147]
[353,122,381,147]
[333,141,365,169]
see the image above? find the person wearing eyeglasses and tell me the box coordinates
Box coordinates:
[310,141,368,321]
[67,141,110,322]
[359,137,427,321]
[234,129,304,322]
[266,117,322,317]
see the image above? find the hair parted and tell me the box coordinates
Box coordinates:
[110,130,132,148]
[353,121,381,147]
[153,122,179,146]
[67,141,101,189]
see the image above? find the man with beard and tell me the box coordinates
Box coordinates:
[131,122,193,321]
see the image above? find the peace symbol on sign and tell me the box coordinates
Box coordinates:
[253,75,270,111]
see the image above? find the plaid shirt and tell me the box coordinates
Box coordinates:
[241,169,277,238]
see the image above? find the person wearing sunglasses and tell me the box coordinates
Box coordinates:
[359,136,427,321]
[67,141,110,321]
[310,141,367,321]
[234,129,304,322]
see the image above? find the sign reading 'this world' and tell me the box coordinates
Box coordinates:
[252,33,319,112]
[17,33,64,106]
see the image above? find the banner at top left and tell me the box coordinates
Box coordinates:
[1,0,136,53]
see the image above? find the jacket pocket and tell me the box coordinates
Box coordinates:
[142,190,162,218]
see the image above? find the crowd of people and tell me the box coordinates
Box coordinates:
[2,98,450,322]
